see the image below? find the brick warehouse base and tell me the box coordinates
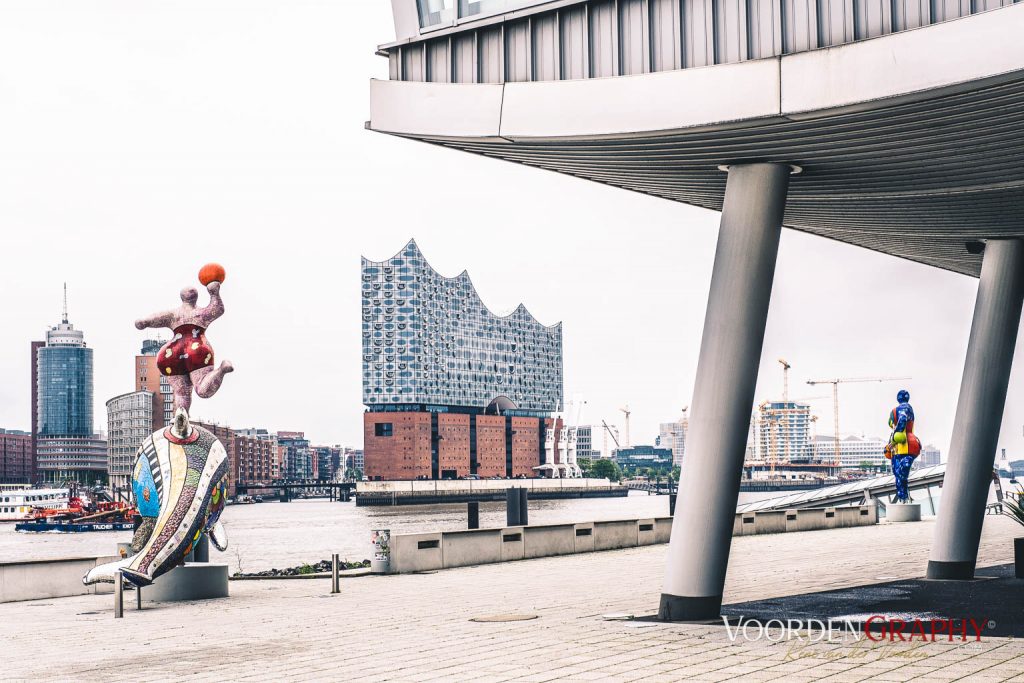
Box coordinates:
[363,411,558,480]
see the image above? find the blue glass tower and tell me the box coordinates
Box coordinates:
[33,287,105,484]
[37,318,93,437]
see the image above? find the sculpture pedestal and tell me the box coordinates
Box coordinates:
[144,563,229,602]
[886,502,922,523]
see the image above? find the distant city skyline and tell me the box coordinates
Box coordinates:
[2,4,1023,464]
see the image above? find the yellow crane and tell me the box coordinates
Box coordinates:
[805,376,912,467]
[778,359,791,402]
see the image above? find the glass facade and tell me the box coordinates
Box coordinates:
[418,0,542,28]
[37,346,93,437]
[362,240,563,414]
[417,0,455,28]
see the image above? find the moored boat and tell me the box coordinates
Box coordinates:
[0,487,70,522]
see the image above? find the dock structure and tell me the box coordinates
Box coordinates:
[736,464,948,513]
[371,1,1024,621]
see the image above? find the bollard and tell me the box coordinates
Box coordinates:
[136,584,143,611]
[519,488,529,526]
[371,529,391,574]
[467,501,480,529]
[669,492,677,516]
[331,553,340,594]
[114,570,124,619]
[506,488,521,526]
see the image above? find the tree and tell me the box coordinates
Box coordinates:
[590,458,622,482]
[577,457,593,476]
[671,465,681,482]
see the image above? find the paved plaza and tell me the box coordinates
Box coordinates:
[3,516,1023,682]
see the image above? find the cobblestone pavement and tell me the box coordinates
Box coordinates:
[3,516,1023,682]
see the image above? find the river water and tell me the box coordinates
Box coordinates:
[2,480,1005,574]
[0,492,742,573]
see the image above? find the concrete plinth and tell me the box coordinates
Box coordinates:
[144,563,229,602]
[886,503,922,523]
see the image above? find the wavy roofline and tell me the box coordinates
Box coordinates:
[362,239,563,331]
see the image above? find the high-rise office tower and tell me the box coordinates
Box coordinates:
[34,286,106,484]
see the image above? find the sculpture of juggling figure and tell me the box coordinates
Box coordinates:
[134,263,234,413]
[84,264,232,588]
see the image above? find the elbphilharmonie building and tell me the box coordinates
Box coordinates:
[361,240,565,481]
[361,239,562,415]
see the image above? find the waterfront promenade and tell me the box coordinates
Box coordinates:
[3,517,1023,682]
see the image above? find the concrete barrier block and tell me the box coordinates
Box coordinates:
[861,502,878,524]
[793,509,825,531]
[524,524,575,559]
[823,507,838,529]
[637,518,657,546]
[832,507,858,528]
[654,517,672,544]
[594,519,639,550]
[391,532,443,573]
[442,529,501,569]
[0,558,99,603]
[784,509,800,532]
[738,513,756,536]
[573,523,595,553]
[753,510,786,535]
[500,527,525,562]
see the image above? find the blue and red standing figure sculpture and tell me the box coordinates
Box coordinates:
[887,389,921,503]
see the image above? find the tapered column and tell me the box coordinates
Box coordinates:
[927,239,1024,579]
[659,163,791,621]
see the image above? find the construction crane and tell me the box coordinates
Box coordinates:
[601,420,621,457]
[619,405,632,448]
[805,376,911,467]
[778,359,791,402]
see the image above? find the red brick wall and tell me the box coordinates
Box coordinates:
[475,415,506,478]
[438,413,470,478]
[235,435,278,486]
[364,412,432,480]
[511,417,541,477]
[0,431,33,484]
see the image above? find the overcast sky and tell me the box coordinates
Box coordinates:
[1,1,1022,463]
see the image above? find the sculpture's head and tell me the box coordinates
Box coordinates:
[180,287,199,306]
[897,389,910,403]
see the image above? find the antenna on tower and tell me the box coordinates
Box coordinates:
[62,282,69,324]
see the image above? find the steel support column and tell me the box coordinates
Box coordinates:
[659,163,791,621]
[927,239,1024,580]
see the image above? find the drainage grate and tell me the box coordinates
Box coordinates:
[471,613,539,623]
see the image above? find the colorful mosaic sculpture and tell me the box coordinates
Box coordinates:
[84,265,233,587]
[886,389,921,504]
[133,266,233,414]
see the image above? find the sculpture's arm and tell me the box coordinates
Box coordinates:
[197,281,225,327]
[894,406,910,433]
[135,309,176,331]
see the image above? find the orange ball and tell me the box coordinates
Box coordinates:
[198,263,226,286]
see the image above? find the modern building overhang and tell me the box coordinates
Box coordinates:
[370,5,1024,277]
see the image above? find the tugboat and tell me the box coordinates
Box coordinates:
[15,490,136,533]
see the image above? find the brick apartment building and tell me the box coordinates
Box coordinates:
[0,429,33,484]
